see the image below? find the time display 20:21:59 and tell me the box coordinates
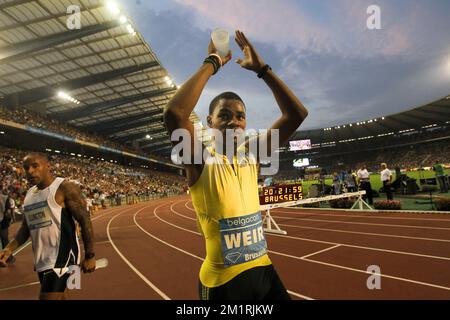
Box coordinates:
[259,184,303,205]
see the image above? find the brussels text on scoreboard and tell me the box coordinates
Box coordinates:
[259,184,303,205]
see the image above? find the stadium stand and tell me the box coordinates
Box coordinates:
[0,145,187,213]
[278,96,450,175]
[0,105,168,162]
[274,139,449,180]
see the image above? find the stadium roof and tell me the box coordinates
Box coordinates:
[291,95,450,145]
[0,0,198,155]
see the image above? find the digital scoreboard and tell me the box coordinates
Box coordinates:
[259,184,303,205]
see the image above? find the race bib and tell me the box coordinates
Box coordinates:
[24,201,53,230]
[219,212,267,267]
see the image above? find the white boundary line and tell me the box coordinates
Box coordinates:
[144,200,315,300]
[263,245,450,291]
[185,201,195,211]
[275,208,450,222]
[156,205,201,235]
[181,200,450,261]
[186,199,450,220]
[95,240,111,245]
[277,222,450,243]
[163,201,450,290]
[300,257,450,291]
[171,201,196,221]
[106,207,170,300]
[0,281,40,292]
[109,225,139,231]
[287,290,314,300]
[135,204,203,261]
[270,215,450,231]
[282,206,450,215]
[268,232,450,261]
[300,245,341,259]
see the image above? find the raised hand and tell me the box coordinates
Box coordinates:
[208,40,232,66]
[234,30,266,73]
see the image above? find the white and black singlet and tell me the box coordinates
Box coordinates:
[23,177,80,275]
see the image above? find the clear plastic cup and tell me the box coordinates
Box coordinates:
[211,28,229,57]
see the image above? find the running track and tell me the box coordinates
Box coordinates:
[1,195,450,300]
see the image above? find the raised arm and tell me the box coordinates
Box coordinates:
[164,42,232,135]
[234,30,308,147]
[60,181,96,273]
[164,41,232,185]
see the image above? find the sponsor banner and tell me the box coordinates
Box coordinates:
[26,126,75,142]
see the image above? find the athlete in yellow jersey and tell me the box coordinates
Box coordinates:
[164,30,308,300]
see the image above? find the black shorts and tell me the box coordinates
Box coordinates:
[38,269,70,293]
[199,265,291,300]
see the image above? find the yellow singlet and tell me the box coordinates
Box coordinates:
[189,147,272,288]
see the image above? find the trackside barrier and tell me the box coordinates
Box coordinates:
[259,191,372,235]
[101,192,182,209]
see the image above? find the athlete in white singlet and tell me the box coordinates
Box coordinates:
[0,153,96,300]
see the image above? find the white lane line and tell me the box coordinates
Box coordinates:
[12,240,31,256]
[141,204,316,300]
[300,245,341,259]
[267,232,450,261]
[173,203,450,260]
[265,249,450,292]
[185,201,195,211]
[287,290,314,300]
[166,200,314,300]
[300,257,450,291]
[278,222,450,243]
[135,216,157,221]
[282,206,450,215]
[95,240,111,245]
[172,203,197,221]
[166,205,450,260]
[139,204,324,288]
[155,205,201,235]
[134,204,203,261]
[171,201,196,221]
[90,205,134,222]
[106,208,170,300]
[271,215,450,231]
[109,225,138,231]
[162,200,450,292]
[276,208,450,222]
[0,281,40,292]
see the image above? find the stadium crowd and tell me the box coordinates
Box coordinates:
[0,146,186,215]
[275,139,450,182]
[340,140,450,172]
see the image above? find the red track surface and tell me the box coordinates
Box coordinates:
[1,195,450,300]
